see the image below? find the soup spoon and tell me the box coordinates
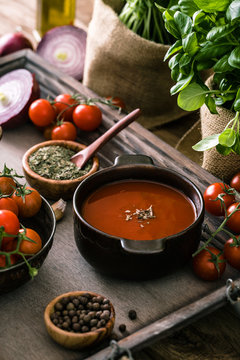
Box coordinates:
[71,108,141,169]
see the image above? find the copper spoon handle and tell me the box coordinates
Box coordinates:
[71,108,141,168]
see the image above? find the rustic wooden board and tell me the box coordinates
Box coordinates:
[0,50,239,360]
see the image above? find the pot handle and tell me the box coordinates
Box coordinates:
[120,238,166,254]
[114,154,154,167]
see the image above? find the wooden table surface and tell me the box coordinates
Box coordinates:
[0,1,240,359]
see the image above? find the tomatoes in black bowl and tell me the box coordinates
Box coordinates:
[0,196,56,294]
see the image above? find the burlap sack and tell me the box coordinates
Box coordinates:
[83,0,187,129]
[200,77,240,181]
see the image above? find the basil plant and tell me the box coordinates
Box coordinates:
[161,0,240,156]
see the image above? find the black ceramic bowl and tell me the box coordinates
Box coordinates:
[73,155,204,279]
[0,196,56,293]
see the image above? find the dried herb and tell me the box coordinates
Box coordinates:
[125,205,156,221]
[29,145,92,180]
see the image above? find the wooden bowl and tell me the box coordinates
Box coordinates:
[44,291,115,350]
[22,140,99,200]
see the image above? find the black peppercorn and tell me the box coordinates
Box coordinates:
[128,309,137,320]
[49,292,113,334]
[119,324,126,333]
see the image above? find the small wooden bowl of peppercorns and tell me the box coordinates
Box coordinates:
[22,140,99,200]
[44,291,115,350]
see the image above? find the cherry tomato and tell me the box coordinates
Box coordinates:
[0,197,18,216]
[73,104,102,131]
[29,99,56,127]
[224,237,240,270]
[19,228,42,255]
[0,176,16,195]
[54,94,77,122]
[230,171,240,192]
[106,96,126,109]
[0,209,20,251]
[0,254,18,268]
[12,187,42,218]
[51,121,77,141]
[226,202,240,233]
[43,123,56,140]
[192,246,226,281]
[203,182,235,216]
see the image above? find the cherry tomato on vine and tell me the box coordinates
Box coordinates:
[0,209,20,251]
[0,254,18,268]
[192,246,226,281]
[43,123,55,140]
[19,228,42,255]
[51,121,77,141]
[226,202,240,233]
[29,99,56,127]
[224,237,240,270]
[203,182,235,216]
[106,96,126,109]
[0,176,16,195]
[0,197,18,216]
[12,186,42,218]
[230,171,240,192]
[54,94,77,122]
[73,104,102,131]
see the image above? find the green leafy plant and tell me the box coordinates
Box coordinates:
[119,0,177,44]
[162,0,240,155]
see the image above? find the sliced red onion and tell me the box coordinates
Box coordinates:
[0,69,40,129]
[36,25,87,81]
[0,32,33,56]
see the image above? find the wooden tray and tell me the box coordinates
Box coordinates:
[0,50,239,360]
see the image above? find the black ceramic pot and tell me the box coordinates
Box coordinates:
[73,155,204,279]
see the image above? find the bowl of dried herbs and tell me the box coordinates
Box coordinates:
[22,140,99,200]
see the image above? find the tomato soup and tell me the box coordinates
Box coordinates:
[81,180,196,240]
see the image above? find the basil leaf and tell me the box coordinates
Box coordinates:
[164,40,183,61]
[174,11,192,37]
[214,54,233,73]
[219,129,236,147]
[196,41,233,62]
[179,0,200,16]
[216,144,232,155]
[171,66,180,82]
[193,0,230,13]
[177,82,207,110]
[168,53,182,70]
[234,99,240,112]
[205,95,218,114]
[171,69,195,95]
[229,46,240,69]
[232,134,240,154]
[192,134,220,151]
[182,32,199,56]
[163,10,181,39]
[226,0,240,21]
[207,24,236,42]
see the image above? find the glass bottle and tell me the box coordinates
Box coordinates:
[36,0,76,37]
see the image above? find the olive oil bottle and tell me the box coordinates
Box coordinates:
[36,0,76,37]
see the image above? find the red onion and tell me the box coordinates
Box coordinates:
[36,25,87,81]
[0,69,40,129]
[0,32,33,56]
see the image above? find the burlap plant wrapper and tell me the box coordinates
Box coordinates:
[83,0,187,130]
[176,116,203,166]
[200,77,240,181]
